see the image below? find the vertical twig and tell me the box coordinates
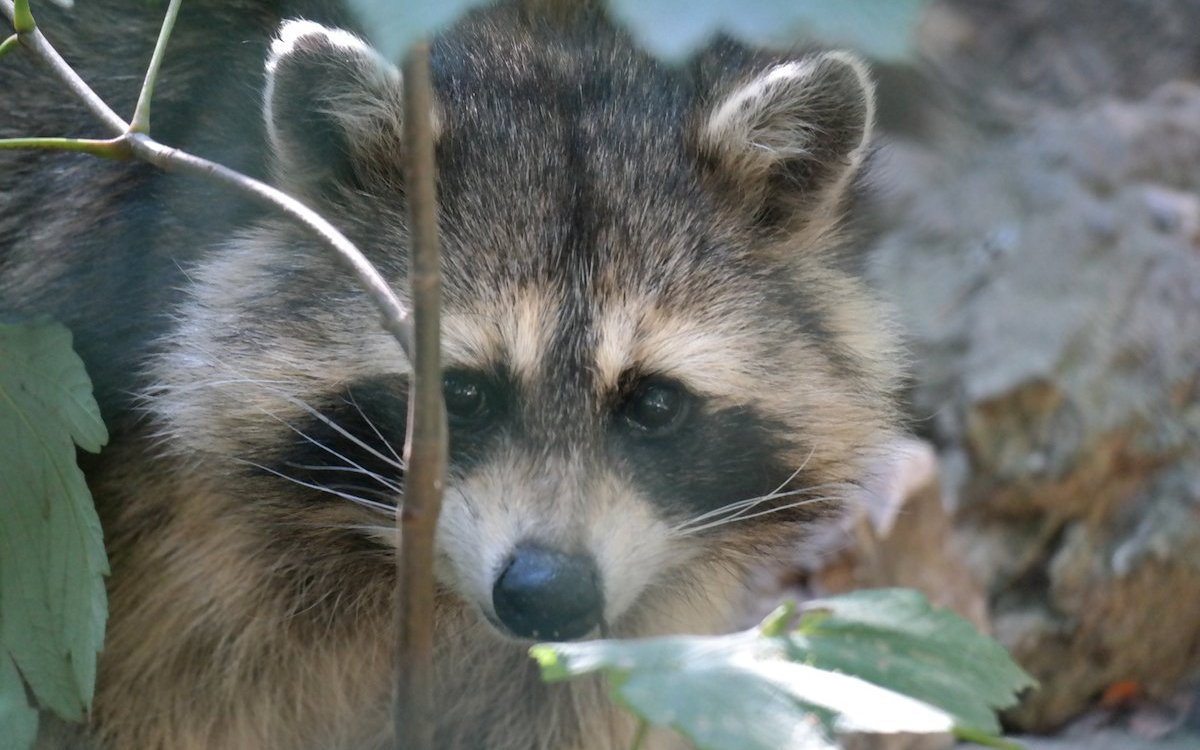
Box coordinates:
[394,37,446,750]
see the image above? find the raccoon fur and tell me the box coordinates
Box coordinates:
[0,1,904,748]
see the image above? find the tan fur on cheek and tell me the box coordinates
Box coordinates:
[584,478,694,624]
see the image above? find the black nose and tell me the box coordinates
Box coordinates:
[492,543,604,640]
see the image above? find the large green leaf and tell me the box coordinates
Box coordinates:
[0,321,109,740]
[791,589,1037,736]
[532,590,1034,750]
[0,654,38,750]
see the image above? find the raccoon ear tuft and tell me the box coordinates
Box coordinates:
[696,51,875,231]
[264,20,405,196]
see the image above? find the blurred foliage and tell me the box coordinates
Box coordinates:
[348,0,928,62]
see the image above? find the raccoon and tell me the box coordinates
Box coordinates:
[1,1,903,748]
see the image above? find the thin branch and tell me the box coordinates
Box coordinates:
[130,0,182,133]
[0,0,415,361]
[393,38,446,750]
[0,32,18,59]
[126,133,414,355]
[0,136,129,158]
[1,0,128,133]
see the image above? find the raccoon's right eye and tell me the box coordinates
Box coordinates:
[617,377,693,437]
[443,370,494,423]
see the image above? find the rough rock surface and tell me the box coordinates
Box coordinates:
[916,0,1200,129]
[867,76,1200,731]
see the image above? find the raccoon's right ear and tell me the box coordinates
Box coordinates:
[695,51,875,235]
[264,20,405,196]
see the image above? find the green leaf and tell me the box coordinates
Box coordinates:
[533,629,954,750]
[791,589,1037,736]
[0,321,109,731]
[0,654,39,750]
[533,589,1034,750]
[606,0,928,62]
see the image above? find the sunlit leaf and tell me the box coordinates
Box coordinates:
[792,589,1037,736]
[533,590,1034,750]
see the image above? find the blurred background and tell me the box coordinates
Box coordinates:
[758,1,1200,747]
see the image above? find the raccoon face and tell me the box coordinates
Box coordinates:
[151,16,901,642]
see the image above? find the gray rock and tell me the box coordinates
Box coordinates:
[869,81,1200,731]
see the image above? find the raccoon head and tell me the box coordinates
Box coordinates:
[152,14,902,643]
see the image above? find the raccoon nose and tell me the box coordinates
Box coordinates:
[492,543,604,641]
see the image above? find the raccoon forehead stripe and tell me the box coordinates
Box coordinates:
[594,304,763,398]
[497,290,558,384]
[438,292,558,379]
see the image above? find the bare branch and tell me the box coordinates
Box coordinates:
[126,133,414,356]
[393,38,446,750]
[0,136,129,158]
[130,0,182,133]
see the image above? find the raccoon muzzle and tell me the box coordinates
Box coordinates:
[492,542,605,640]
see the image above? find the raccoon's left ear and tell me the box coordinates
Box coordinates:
[264,20,406,197]
[695,51,875,233]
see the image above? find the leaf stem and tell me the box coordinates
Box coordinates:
[953,726,1025,750]
[0,32,18,59]
[11,0,32,33]
[1,0,129,133]
[760,600,797,637]
[0,136,130,158]
[130,0,182,133]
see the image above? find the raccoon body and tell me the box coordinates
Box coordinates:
[1,2,903,748]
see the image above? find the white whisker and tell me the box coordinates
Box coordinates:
[234,458,397,516]
[343,389,406,470]
[677,481,843,529]
[283,462,403,494]
[678,494,839,535]
[254,393,406,474]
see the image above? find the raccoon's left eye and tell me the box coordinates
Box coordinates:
[618,378,693,437]
[443,370,492,423]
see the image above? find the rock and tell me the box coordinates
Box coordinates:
[867,81,1200,731]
